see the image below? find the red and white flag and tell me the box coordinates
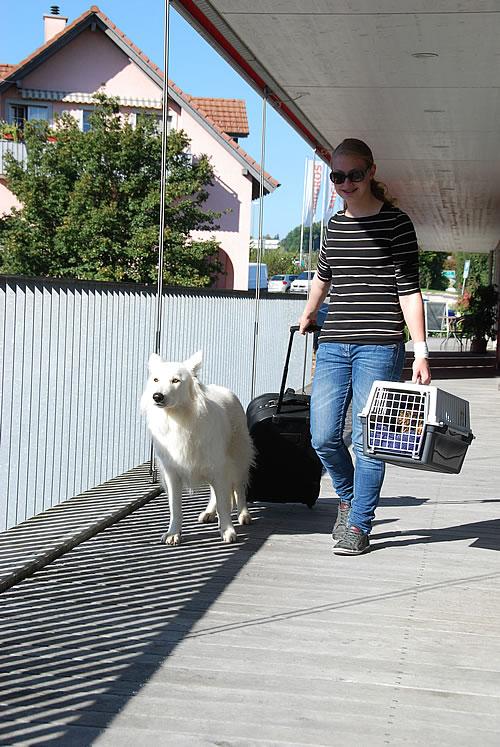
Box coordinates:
[324,180,344,223]
[302,158,324,225]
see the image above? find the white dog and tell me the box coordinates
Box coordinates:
[141,351,254,545]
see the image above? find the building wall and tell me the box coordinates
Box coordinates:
[0,24,256,289]
[0,178,21,212]
[22,28,162,100]
[179,105,253,291]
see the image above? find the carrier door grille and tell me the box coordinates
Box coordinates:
[368,388,428,458]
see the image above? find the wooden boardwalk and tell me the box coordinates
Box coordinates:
[0,377,499,746]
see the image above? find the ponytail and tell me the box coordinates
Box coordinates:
[370,179,397,206]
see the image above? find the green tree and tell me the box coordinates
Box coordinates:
[249,246,319,276]
[249,247,300,276]
[453,252,490,292]
[418,250,448,291]
[281,221,323,254]
[0,94,222,286]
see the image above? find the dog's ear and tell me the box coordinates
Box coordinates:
[185,350,203,376]
[148,353,163,371]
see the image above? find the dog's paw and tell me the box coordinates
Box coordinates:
[238,509,252,525]
[221,527,237,543]
[161,532,181,546]
[198,510,217,524]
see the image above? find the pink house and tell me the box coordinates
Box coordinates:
[0,5,278,290]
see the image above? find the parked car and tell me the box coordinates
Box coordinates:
[290,270,315,293]
[267,274,298,293]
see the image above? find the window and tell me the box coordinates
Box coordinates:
[28,106,50,122]
[8,104,49,131]
[147,112,169,133]
[130,111,172,135]
[151,113,173,134]
[82,110,94,133]
[11,105,27,130]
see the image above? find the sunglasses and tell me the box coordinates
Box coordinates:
[330,165,371,185]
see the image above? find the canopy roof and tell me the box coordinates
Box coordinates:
[173,0,500,255]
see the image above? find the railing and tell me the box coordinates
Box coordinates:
[0,139,27,176]
[0,276,313,531]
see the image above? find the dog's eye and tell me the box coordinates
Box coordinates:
[171,377,180,384]
[153,378,159,383]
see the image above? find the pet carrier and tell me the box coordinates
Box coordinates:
[359,381,474,474]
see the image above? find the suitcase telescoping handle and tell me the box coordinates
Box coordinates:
[276,324,321,414]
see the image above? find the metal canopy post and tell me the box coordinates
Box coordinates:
[302,148,316,392]
[250,90,267,401]
[150,0,170,479]
[154,0,170,357]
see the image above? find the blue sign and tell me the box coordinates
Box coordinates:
[442,270,456,277]
[463,259,470,279]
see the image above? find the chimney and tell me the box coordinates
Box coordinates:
[44,6,68,43]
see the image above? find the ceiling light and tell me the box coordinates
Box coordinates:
[432,145,449,149]
[412,52,439,58]
[424,109,445,113]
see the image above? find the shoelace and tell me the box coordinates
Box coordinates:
[342,526,363,542]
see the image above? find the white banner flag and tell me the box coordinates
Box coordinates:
[324,181,344,223]
[312,161,323,219]
[302,158,313,226]
[302,159,324,226]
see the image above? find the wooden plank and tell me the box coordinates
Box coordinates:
[0,378,498,746]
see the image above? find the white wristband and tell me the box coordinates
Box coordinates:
[413,341,429,359]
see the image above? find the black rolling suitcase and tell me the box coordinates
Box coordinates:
[246,325,323,508]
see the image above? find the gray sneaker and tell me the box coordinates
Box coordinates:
[333,525,370,555]
[332,501,351,540]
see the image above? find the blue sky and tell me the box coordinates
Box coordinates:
[1,1,317,239]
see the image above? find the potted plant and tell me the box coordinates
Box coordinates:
[458,284,499,353]
[0,121,22,141]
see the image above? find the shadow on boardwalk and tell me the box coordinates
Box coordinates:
[0,490,329,745]
[375,495,500,551]
[2,486,500,744]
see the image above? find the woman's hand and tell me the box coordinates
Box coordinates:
[298,275,331,334]
[412,357,431,385]
[298,311,318,335]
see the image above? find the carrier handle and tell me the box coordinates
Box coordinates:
[277,324,321,413]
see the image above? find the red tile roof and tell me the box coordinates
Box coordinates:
[190,98,249,137]
[180,87,278,188]
[1,6,278,189]
[0,64,16,81]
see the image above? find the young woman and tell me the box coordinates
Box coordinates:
[298,138,431,555]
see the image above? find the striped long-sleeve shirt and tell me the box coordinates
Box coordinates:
[316,203,421,345]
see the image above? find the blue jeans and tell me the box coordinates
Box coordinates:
[311,342,405,534]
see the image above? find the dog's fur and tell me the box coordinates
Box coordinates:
[141,351,254,545]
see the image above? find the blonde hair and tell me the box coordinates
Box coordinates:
[331,138,397,206]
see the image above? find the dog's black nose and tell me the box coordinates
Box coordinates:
[153,392,164,403]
